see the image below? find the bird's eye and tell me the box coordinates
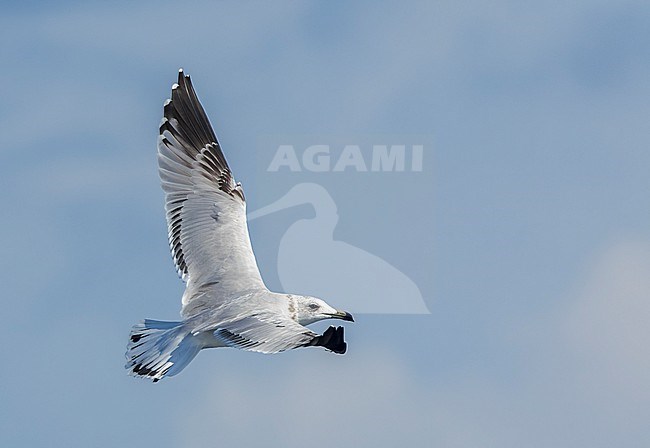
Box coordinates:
[309,303,319,310]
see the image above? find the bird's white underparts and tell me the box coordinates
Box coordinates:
[125,70,354,382]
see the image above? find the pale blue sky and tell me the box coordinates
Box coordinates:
[1,1,649,447]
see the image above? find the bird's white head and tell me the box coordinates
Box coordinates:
[291,295,354,326]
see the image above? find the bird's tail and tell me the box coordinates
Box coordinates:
[125,319,201,382]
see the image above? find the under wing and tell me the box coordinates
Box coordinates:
[211,317,348,354]
[212,316,317,354]
[157,70,265,315]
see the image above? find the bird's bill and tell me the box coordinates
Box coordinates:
[328,310,354,322]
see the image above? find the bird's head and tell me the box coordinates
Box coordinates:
[292,295,354,326]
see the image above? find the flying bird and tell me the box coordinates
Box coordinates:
[125,69,354,382]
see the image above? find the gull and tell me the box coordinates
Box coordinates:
[125,69,354,382]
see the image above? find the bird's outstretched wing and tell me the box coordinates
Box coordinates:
[211,317,347,354]
[213,316,317,354]
[158,69,265,315]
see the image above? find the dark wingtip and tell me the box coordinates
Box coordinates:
[309,326,347,354]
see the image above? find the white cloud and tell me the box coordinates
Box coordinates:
[562,239,650,407]
[516,238,650,445]
[178,349,445,447]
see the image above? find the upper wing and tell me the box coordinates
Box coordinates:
[157,69,265,313]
